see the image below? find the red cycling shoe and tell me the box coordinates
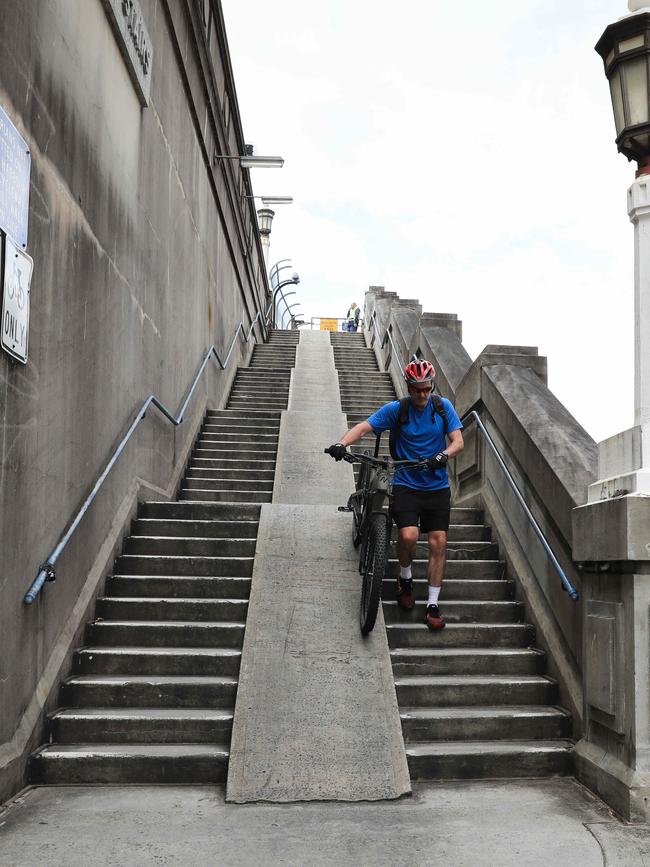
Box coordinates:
[424,604,445,630]
[396,577,415,610]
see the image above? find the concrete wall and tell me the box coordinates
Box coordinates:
[0,0,268,802]
[363,286,598,732]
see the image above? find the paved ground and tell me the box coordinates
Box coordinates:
[1,779,649,866]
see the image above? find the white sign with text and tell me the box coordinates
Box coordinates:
[1,233,32,363]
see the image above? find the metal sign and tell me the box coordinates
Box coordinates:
[0,107,30,248]
[319,318,339,332]
[2,233,32,363]
[101,0,153,106]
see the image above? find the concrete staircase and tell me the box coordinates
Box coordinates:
[30,329,299,784]
[330,329,574,780]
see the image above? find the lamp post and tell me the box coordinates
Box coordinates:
[570,0,650,823]
[593,0,650,495]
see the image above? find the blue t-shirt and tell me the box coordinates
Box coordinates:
[367,397,463,490]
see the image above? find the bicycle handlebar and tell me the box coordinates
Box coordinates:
[323,446,430,471]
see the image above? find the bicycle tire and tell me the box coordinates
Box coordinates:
[360,514,388,635]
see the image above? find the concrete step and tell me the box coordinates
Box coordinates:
[394,675,557,707]
[61,674,238,708]
[96,597,248,622]
[49,708,235,744]
[206,408,282,419]
[196,431,279,443]
[31,744,230,784]
[114,554,254,576]
[73,646,242,676]
[226,400,288,410]
[139,501,261,521]
[189,458,276,471]
[381,578,513,601]
[131,518,259,538]
[405,740,573,781]
[184,468,275,482]
[202,421,281,433]
[178,489,272,503]
[385,622,535,648]
[107,575,251,599]
[86,621,245,648]
[192,447,277,460]
[382,600,525,624]
[399,706,571,742]
[390,648,545,677]
[182,477,272,492]
[387,560,503,578]
[125,536,257,556]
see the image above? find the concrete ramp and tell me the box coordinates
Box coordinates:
[226,330,410,802]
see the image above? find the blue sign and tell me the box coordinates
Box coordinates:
[0,107,30,248]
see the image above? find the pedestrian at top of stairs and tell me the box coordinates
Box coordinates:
[343,303,360,332]
[328,358,464,630]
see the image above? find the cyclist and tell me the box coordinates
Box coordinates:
[328,359,464,630]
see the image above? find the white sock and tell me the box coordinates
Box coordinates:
[428,586,441,607]
[399,565,412,581]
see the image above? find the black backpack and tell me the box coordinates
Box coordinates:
[386,394,448,460]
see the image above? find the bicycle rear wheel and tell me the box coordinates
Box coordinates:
[360,514,388,635]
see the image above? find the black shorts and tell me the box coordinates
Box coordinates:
[392,486,451,533]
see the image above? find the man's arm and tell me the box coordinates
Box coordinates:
[444,428,464,459]
[336,420,373,448]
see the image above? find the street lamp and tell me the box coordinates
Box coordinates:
[596,1,650,170]
[245,196,294,205]
[592,0,650,492]
[213,153,284,169]
[257,208,275,269]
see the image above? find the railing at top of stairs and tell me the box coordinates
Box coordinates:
[364,313,579,601]
[23,305,278,605]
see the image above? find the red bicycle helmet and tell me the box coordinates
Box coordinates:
[404,359,435,385]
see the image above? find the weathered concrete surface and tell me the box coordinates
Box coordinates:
[229,329,410,802]
[227,506,410,802]
[0,0,268,803]
[273,329,350,504]
[1,780,646,866]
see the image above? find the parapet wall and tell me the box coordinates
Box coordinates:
[364,286,597,730]
[0,0,268,803]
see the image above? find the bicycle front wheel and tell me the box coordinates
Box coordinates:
[360,514,388,635]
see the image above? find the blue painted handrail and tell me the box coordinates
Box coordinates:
[462,410,579,601]
[24,312,264,604]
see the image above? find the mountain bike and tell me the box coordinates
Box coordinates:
[324,446,430,635]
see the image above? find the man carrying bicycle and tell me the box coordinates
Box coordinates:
[328,360,464,630]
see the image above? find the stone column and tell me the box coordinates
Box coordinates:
[571,173,650,822]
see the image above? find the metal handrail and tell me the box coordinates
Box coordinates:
[367,314,405,376]
[24,313,264,604]
[462,410,579,601]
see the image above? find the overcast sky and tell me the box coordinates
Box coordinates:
[222,0,634,443]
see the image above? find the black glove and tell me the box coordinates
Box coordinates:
[427,452,448,472]
[328,443,347,461]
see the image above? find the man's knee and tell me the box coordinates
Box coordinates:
[427,531,447,557]
[398,526,419,547]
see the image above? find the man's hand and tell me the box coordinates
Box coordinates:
[427,452,448,472]
[327,443,347,461]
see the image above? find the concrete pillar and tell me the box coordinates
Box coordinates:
[571,174,650,821]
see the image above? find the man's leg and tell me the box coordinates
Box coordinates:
[396,525,418,610]
[424,530,447,629]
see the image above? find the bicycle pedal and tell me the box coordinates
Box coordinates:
[337,506,353,512]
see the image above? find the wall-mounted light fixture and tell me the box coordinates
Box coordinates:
[213,152,284,169]
[245,196,294,205]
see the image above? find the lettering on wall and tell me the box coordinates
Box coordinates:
[101,0,153,107]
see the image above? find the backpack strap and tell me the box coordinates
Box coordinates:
[388,397,411,460]
[431,393,448,435]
